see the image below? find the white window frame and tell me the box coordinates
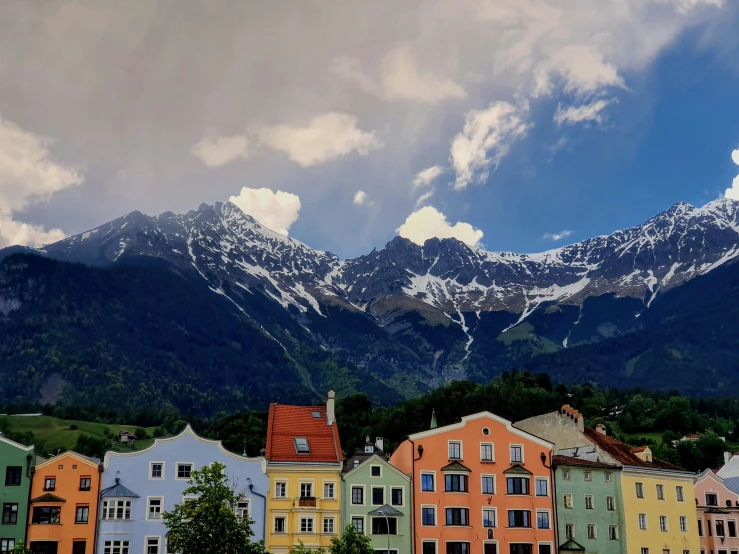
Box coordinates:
[482,506,498,528]
[299,479,315,498]
[448,440,463,460]
[274,481,287,498]
[636,482,645,498]
[300,516,315,533]
[351,484,366,506]
[144,536,161,554]
[510,444,524,464]
[146,497,164,521]
[102,499,132,520]
[537,542,554,554]
[370,465,383,478]
[587,523,597,539]
[606,495,616,511]
[351,515,366,534]
[536,509,551,530]
[609,525,619,540]
[564,493,573,509]
[322,480,336,499]
[390,486,405,507]
[420,471,436,492]
[584,471,591,481]
[481,474,496,495]
[585,494,594,510]
[639,513,647,530]
[273,515,287,534]
[565,523,575,539]
[175,462,194,480]
[562,469,570,480]
[605,472,612,482]
[480,442,494,462]
[422,539,438,554]
[535,477,549,497]
[149,462,165,480]
[371,485,386,506]
[660,515,668,532]
[676,485,685,502]
[421,504,437,527]
[234,498,250,519]
[323,516,335,534]
[656,484,665,500]
[680,516,688,532]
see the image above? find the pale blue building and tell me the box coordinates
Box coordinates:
[97,425,268,554]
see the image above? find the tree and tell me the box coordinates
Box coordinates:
[12,544,31,554]
[329,525,374,554]
[162,462,266,554]
[289,543,324,554]
[135,427,148,440]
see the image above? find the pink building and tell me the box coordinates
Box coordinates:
[694,469,739,554]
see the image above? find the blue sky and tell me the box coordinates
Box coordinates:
[1,1,739,259]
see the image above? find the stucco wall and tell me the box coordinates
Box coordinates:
[0,437,35,546]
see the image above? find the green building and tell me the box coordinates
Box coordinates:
[553,455,627,554]
[342,437,411,554]
[0,434,36,551]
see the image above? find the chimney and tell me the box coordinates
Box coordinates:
[326,390,336,425]
[376,437,384,452]
[596,423,607,436]
[725,452,731,467]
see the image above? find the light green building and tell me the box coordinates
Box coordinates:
[342,446,411,554]
[553,456,627,554]
[0,434,37,551]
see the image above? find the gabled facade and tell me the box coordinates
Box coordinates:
[694,469,739,554]
[0,435,36,552]
[27,451,102,554]
[264,391,343,554]
[390,411,556,554]
[99,424,268,554]
[342,453,412,554]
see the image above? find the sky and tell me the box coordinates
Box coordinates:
[1,1,739,258]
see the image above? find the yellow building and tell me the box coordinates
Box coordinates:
[264,391,343,553]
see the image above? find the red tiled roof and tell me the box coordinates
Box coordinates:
[266,404,343,463]
[584,428,685,471]
[552,455,620,470]
[631,447,647,453]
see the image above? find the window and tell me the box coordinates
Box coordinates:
[79,477,91,491]
[75,505,89,523]
[353,460,360,468]
[352,517,364,534]
[300,518,314,533]
[324,483,335,498]
[101,500,132,520]
[641,549,649,554]
[609,525,619,540]
[32,507,61,524]
[372,487,384,505]
[483,509,496,528]
[729,520,737,537]
[176,464,192,479]
[680,516,688,532]
[535,479,548,496]
[421,473,435,491]
[482,476,495,495]
[446,543,471,554]
[300,483,312,498]
[449,442,462,460]
[295,437,310,453]
[585,495,594,510]
[510,445,523,463]
[698,520,703,536]
[43,477,56,491]
[676,486,684,501]
[636,482,644,498]
[422,543,437,554]
[639,513,647,530]
[717,521,726,537]
[562,470,570,480]
[145,538,158,554]
[2,503,18,524]
[445,474,468,492]
[481,443,493,462]
[148,498,162,520]
[371,466,381,477]
[372,517,398,534]
[510,545,531,554]
[0,540,15,553]
[566,524,574,539]
[235,500,249,519]
[446,508,469,526]
[364,445,373,453]
[4,468,21,486]
[391,488,403,506]
[274,517,285,533]
[103,541,129,554]
[564,494,573,509]
[588,524,597,539]
[149,463,163,479]
[323,517,335,534]
[275,482,286,498]
[539,545,551,554]
[584,471,591,481]
[507,477,529,495]
[352,487,364,505]
[537,511,550,529]
[656,484,664,500]
[605,472,612,482]
[706,493,719,506]
[422,507,436,526]
[508,510,531,528]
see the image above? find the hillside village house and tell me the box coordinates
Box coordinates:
[1,434,37,553]
[694,468,739,554]
[26,451,102,554]
[264,391,343,553]
[390,411,556,554]
[99,425,268,554]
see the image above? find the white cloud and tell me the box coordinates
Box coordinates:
[415,189,435,207]
[191,130,249,167]
[533,45,626,98]
[542,229,573,241]
[0,117,83,247]
[450,101,531,190]
[724,148,739,201]
[258,112,382,167]
[412,165,445,188]
[732,148,739,166]
[353,190,367,205]
[396,205,484,247]
[554,98,617,126]
[228,187,301,235]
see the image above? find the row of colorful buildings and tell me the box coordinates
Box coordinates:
[2,392,738,554]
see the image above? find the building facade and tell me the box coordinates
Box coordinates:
[265,391,343,553]
[694,469,739,554]
[27,451,102,554]
[1,435,37,552]
[390,411,556,554]
[99,424,268,554]
[342,451,412,554]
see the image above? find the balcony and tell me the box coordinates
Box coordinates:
[298,496,316,508]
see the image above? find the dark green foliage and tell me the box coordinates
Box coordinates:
[74,434,107,459]
[329,525,374,554]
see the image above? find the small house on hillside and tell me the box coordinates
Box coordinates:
[119,431,136,443]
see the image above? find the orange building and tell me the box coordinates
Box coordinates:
[390,411,556,554]
[26,451,103,554]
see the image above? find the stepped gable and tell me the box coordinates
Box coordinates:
[583,427,684,471]
[266,403,343,463]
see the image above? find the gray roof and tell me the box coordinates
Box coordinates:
[724,477,739,495]
[367,504,404,517]
[101,479,140,498]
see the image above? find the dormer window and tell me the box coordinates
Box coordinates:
[365,446,374,453]
[295,437,310,453]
